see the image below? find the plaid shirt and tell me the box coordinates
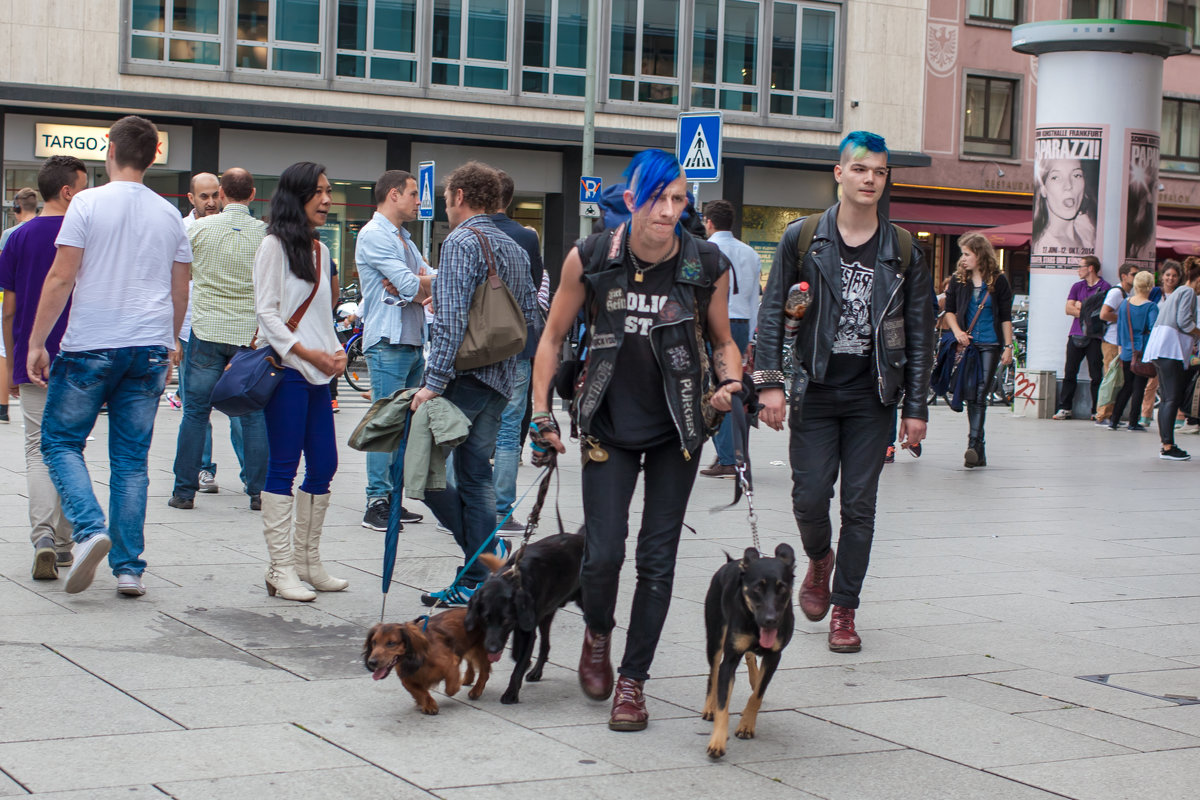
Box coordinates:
[189,203,267,346]
[424,214,540,398]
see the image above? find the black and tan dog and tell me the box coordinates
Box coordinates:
[363,608,491,715]
[465,530,585,704]
[702,543,796,758]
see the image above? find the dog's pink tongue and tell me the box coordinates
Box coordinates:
[371,667,390,681]
[759,628,778,649]
[487,652,503,663]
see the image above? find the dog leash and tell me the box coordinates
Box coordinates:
[712,384,761,553]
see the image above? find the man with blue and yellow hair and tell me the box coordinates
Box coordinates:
[754,131,933,653]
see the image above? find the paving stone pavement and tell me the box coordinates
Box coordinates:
[2,392,1200,799]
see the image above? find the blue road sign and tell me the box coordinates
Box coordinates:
[580,176,602,203]
[418,161,436,221]
[676,112,722,183]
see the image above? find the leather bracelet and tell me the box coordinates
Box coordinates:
[717,378,742,388]
[752,369,786,386]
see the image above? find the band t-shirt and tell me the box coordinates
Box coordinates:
[817,226,877,389]
[590,248,678,449]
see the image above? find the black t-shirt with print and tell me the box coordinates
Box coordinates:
[817,226,878,390]
[590,250,679,449]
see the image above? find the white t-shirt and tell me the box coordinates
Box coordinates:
[1102,286,1125,345]
[55,181,192,351]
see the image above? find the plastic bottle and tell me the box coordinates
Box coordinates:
[784,281,811,338]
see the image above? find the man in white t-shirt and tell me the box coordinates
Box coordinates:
[1095,262,1137,425]
[26,115,192,598]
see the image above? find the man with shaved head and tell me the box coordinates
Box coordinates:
[185,172,220,227]
[169,167,268,511]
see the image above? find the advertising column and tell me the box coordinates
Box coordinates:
[1012,22,1190,391]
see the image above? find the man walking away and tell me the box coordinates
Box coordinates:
[356,169,431,531]
[169,168,269,510]
[0,156,88,579]
[755,131,932,653]
[490,169,544,531]
[413,162,540,607]
[28,115,192,598]
[700,198,760,478]
[1053,255,1110,419]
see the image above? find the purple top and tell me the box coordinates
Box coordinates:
[1066,277,1112,337]
[0,216,71,385]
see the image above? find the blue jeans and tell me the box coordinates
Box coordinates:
[712,319,751,465]
[177,336,214,473]
[493,358,531,517]
[420,376,507,585]
[41,346,169,576]
[365,341,424,502]
[263,369,338,496]
[173,335,265,499]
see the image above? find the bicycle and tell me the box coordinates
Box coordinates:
[337,317,369,393]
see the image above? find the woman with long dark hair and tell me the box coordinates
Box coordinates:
[943,232,1014,468]
[253,162,348,601]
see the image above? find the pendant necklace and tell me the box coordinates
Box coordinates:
[628,234,677,283]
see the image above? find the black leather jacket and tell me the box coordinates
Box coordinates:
[754,205,933,420]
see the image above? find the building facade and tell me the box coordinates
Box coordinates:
[897,0,1200,294]
[0,0,929,285]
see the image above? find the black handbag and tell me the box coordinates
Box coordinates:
[1125,302,1156,379]
[211,243,322,416]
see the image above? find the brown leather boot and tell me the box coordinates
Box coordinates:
[828,605,862,653]
[798,550,835,621]
[608,676,648,731]
[579,628,614,700]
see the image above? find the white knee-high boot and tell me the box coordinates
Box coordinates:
[261,492,317,602]
[294,490,348,592]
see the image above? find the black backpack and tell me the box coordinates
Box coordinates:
[1079,289,1109,339]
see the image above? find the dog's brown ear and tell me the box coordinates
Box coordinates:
[739,547,760,571]
[479,553,505,573]
[402,624,429,658]
[774,543,796,570]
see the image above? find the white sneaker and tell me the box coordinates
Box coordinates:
[117,574,146,596]
[64,533,112,594]
[198,470,218,493]
[1052,409,1072,420]
[1178,423,1200,435]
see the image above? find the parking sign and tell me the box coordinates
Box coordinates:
[418,161,435,221]
[676,112,722,182]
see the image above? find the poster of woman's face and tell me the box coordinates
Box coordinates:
[1032,127,1104,269]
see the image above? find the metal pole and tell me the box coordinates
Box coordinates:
[422,220,432,263]
[580,0,600,238]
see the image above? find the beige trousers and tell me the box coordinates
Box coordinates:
[20,384,73,552]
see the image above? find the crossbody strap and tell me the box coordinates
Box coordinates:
[251,241,321,347]
[462,226,502,288]
[965,283,989,335]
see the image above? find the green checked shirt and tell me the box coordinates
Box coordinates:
[189,203,267,347]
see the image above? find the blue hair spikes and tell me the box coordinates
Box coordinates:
[623,149,683,211]
[838,131,889,162]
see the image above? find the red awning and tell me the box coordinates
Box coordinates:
[962,220,1200,254]
[889,202,1029,236]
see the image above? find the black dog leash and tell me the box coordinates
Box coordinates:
[713,380,761,552]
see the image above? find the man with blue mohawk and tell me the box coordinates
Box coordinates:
[754,132,933,653]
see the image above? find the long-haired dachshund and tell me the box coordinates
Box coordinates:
[702,544,796,758]
[362,608,491,715]
[465,530,585,704]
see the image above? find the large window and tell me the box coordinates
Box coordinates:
[431,0,511,91]
[1162,98,1200,174]
[692,0,760,113]
[963,75,1016,157]
[1069,0,1120,17]
[336,0,418,83]
[523,0,588,97]
[130,0,223,66]
[770,2,836,120]
[967,0,1018,24]
[1168,0,1199,40]
[236,0,324,74]
[609,0,681,105]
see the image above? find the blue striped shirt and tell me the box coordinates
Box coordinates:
[424,215,540,398]
[355,211,425,351]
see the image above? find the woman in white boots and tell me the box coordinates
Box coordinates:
[253,162,348,600]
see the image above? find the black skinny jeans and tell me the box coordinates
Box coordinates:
[1059,337,1104,414]
[789,384,892,610]
[1110,359,1149,429]
[1155,359,1190,446]
[580,438,701,682]
[966,344,1002,445]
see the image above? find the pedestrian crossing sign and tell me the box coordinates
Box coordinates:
[676,112,722,182]
[418,161,435,221]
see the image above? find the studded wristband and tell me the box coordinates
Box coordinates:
[752,369,786,388]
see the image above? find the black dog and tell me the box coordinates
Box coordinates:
[702,543,796,759]
[465,530,585,704]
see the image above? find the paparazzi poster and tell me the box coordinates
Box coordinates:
[1121,130,1159,270]
[1032,126,1105,270]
